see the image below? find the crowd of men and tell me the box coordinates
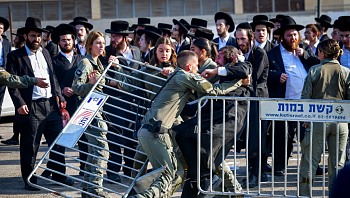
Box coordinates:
[0,11,349,198]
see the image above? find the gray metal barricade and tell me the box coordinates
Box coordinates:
[27,57,166,197]
[197,96,350,198]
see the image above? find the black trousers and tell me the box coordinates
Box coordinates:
[0,85,6,119]
[20,98,66,185]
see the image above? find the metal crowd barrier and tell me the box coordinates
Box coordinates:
[197,96,350,198]
[28,57,166,197]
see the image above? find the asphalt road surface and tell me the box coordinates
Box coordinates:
[0,116,329,198]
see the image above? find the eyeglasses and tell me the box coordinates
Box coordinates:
[332,31,340,35]
[172,28,179,31]
[340,34,350,39]
[28,34,42,38]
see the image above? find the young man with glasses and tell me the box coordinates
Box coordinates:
[338,18,350,69]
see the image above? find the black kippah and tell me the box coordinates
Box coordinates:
[236,22,252,30]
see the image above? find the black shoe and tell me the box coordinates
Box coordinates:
[1,139,19,145]
[79,171,84,176]
[107,174,121,183]
[242,174,258,188]
[53,177,74,186]
[274,169,285,176]
[198,175,222,198]
[261,172,268,182]
[316,166,328,175]
[41,170,52,179]
[25,184,40,191]
[264,164,272,173]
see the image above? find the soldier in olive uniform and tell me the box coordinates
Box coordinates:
[72,31,115,198]
[0,67,48,89]
[130,50,249,198]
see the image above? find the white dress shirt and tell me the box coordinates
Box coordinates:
[279,44,307,99]
[77,43,86,56]
[60,51,74,63]
[218,35,230,50]
[254,40,267,50]
[340,46,350,69]
[310,40,319,55]
[122,46,133,65]
[25,45,52,100]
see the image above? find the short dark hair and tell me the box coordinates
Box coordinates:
[177,50,198,69]
[192,37,218,60]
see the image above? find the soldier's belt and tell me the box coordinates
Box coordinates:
[142,124,170,134]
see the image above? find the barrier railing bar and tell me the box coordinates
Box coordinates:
[100,109,136,125]
[96,116,134,132]
[323,122,326,198]
[209,99,214,192]
[284,120,288,196]
[104,102,145,118]
[108,94,148,110]
[271,120,275,195]
[309,122,313,197]
[107,68,163,88]
[104,75,157,95]
[258,115,261,195]
[297,121,300,197]
[100,84,151,103]
[246,100,250,194]
[221,99,225,193]
[113,63,164,81]
[197,97,203,193]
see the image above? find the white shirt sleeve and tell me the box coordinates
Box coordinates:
[218,67,227,76]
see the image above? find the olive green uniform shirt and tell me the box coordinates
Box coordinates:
[198,58,220,83]
[72,53,106,98]
[0,66,37,89]
[142,66,242,129]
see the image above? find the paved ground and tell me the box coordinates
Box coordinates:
[0,116,330,198]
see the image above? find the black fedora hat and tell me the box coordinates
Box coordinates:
[137,25,162,42]
[11,27,25,37]
[0,17,9,32]
[270,14,288,23]
[69,16,93,30]
[21,17,48,33]
[314,24,322,32]
[158,23,172,35]
[187,28,217,44]
[333,16,350,29]
[337,18,350,32]
[273,16,304,35]
[250,15,274,30]
[51,24,77,45]
[186,18,207,29]
[44,25,55,33]
[172,19,188,34]
[315,14,332,27]
[214,12,235,32]
[134,18,151,27]
[105,20,134,35]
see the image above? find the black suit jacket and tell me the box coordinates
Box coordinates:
[319,34,330,42]
[267,43,320,98]
[247,45,269,97]
[213,36,237,48]
[263,40,278,52]
[6,46,65,122]
[52,53,84,115]
[178,39,191,54]
[75,43,86,56]
[143,48,154,63]
[1,38,11,68]
[45,41,59,58]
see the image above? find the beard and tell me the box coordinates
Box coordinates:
[59,43,73,54]
[77,34,87,43]
[110,40,127,56]
[282,38,300,52]
[239,43,250,54]
[26,39,41,51]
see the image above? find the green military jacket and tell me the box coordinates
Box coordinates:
[301,58,350,100]
[72,53,106,98]
[114,63,175,99]
[142,66,242,129]
[198,58,220,83]
[0,67,37,89]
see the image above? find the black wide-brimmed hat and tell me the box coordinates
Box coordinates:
[133,18,151,27]
[315,15,332,27]
[105,20,134,35]
[185,18,207,29]
[0,17,9,32]
[214,12,235,32]
[137,25,162,41]
[250,15,274,30]
[69,16,93,30]
[273,16,304,35]
[51,24,77,45]
[236,22,252,30]
[333,16,350,29]
[172,19,188,34]
[158,23,172,35]
[314,24,322,32]
[21,17,48,33]
[11,28,25,37]
[337,18,350,32]
[270,14,288,23]
[187,28,217,44]
[44,25,55,33]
